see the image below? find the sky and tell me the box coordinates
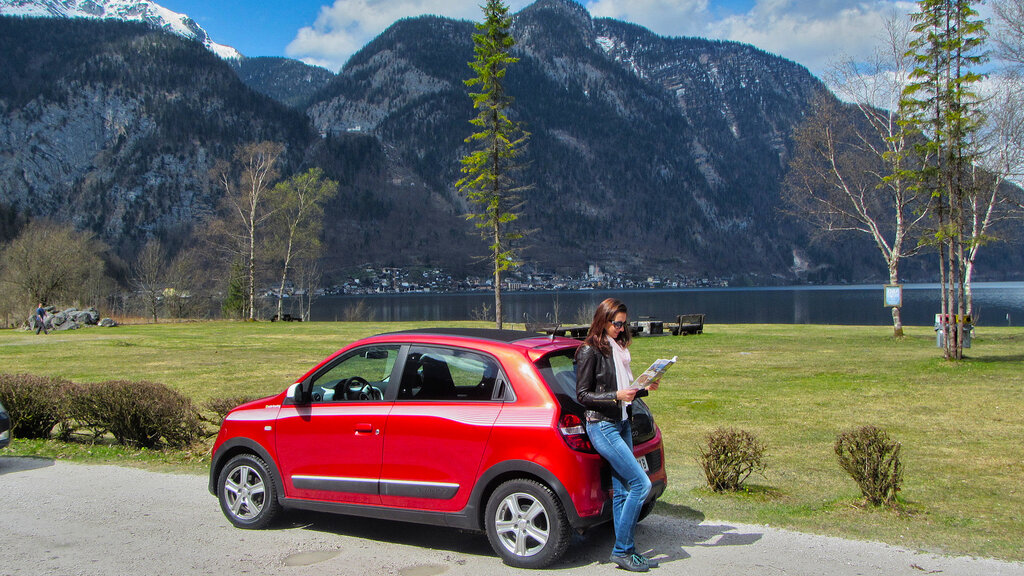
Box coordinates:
[159,0,921,74]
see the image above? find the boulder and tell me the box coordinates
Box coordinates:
[25,306,110,331]
[54,319,80,331]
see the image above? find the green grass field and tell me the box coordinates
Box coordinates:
[2,321,1022,561]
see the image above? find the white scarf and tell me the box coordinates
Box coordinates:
[608,335,634,421]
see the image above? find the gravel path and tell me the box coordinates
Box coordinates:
[2,456,1022,576]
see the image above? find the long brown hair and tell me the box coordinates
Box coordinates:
[583,298,631,355]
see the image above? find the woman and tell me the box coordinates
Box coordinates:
[576,298,659,572]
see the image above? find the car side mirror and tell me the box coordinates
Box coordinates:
[295,378,314,404]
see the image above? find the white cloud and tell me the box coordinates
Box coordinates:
[707,1,918,73]
[286,0,532,71]
[585,0,711,37]
[285,0,919,74]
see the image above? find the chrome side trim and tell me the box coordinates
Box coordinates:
[291,475,378,495]
[380,479,460,500]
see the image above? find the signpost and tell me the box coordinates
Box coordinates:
[883,284,902,308]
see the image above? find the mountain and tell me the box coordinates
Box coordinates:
[2,0,1017,284]
[308,0,837,279]
[0,0,241,59]
[230,57,335,109]
[0,16,311,252]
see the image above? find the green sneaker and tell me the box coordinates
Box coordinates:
[610,553,650,572]
[634,553,659,568]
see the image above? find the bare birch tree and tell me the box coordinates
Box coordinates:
[785,15,929,337]
[992,0,1024,68]
[216,141,284,321]
[966,79,1024,316]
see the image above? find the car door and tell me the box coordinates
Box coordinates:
[275,344,400,505]
[379,345,507,511]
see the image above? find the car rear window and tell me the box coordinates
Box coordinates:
[534,348,584,414]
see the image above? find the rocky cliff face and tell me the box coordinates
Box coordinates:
[0,17,311,250]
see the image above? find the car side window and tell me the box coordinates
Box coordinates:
[397,346,504,401]
[309,345,399,402]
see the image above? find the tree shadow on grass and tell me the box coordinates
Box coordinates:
[965,354,1024,364]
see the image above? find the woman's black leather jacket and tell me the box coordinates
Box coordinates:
[575,344,622,422]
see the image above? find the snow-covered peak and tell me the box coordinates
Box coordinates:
[0,0,242,60]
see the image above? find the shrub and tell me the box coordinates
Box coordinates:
[0,373,72,439]
[697,427,767,492]
[834,425,903,506]
[205,395,261,424]
[67,380,203,448]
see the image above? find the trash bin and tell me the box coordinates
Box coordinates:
[935,314,972,348]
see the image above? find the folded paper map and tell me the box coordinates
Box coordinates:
[632,355,677,389]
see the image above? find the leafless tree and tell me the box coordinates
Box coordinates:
[164,247,204,319]
[965,79,1024,315]
[131,239,166,323]
[786,16,929,337]
[214,141,284,321]
[992,0,1024,69]
[0,221,111,311]
[293,259,322,322]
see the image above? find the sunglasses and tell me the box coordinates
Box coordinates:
[611,320,627,328]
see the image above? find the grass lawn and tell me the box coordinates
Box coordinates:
[1,321,1022,561]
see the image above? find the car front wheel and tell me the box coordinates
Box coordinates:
[217,453,282,529]
[484,479,570,569]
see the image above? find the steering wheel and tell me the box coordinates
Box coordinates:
[345,376,377,400]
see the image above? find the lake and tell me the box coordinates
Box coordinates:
[306,282,1024,326]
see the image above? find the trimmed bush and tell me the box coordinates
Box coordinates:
[0,373,72,439]
[205,395,262,424]
[835,425,903,506]
[67,380,203,448]
[697,427,767,492]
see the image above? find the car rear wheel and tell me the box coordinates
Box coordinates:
[217,454,282,529]
[484,479,570,569]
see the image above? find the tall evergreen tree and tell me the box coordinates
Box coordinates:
[901,0,987,360]
[457,0,530,329]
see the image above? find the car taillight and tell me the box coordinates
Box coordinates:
[558,413,595,453]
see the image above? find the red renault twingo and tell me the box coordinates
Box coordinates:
[210,328,667,568]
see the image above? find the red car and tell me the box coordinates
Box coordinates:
[209,328,667,568]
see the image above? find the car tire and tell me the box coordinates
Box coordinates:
[484,478,570,569]
[217,453,282,529]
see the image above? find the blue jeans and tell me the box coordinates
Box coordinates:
[587,419,651,557]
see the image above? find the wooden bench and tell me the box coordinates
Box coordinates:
[669,314,704,335]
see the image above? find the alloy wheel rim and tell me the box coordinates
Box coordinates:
[493,492,549,557]
[224,464,266,520]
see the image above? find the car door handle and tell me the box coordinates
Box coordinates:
[354,423,376,434]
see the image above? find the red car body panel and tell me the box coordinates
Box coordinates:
[210,329,666,533]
